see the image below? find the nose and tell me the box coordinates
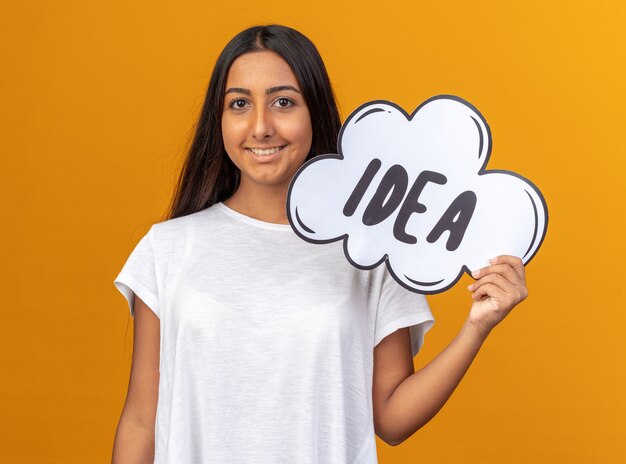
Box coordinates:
[250,106,275,140]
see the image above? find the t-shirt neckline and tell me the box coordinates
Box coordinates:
[215,202,294,232]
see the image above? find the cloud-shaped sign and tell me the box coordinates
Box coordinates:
[287,95,548,294]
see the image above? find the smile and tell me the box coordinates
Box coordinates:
[246,145,287,156]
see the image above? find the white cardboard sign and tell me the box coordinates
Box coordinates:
[287,95,548,294]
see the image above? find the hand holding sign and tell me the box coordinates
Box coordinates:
[466,255,529,335]
[287,95,548,294]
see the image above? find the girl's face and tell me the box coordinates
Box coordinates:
[221,50,313,194]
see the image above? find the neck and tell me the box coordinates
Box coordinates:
[223,181,290,225]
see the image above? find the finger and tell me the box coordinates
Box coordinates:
[489,255,525,282]
[469,272,517,294]
[472,282,507,302]
[471,263,520,285]
[473,281,528,306]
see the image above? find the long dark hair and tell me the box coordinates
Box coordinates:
[164,24,342,220]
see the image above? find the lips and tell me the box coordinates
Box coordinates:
[246,145,287,156]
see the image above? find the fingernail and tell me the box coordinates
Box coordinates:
[489,258,498,264]
[467,284,474,290]
[471,269,480,278]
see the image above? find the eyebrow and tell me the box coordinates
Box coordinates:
[224,85,301,95]
[267,85,300,94]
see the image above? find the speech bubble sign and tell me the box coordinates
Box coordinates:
[287,95,548,294]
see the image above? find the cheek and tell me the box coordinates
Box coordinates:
[280,114,313,146]
[221,116,244,150]
[220,120,243,170]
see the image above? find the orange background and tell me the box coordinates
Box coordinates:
[1,0,624,462]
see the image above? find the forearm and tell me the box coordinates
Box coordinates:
[383,319,489,445]
[111,415,155,464]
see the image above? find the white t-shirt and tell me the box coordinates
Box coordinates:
[114,202,435,464]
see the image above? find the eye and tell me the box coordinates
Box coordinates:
[229,98,249,110]
[274,97,294,108]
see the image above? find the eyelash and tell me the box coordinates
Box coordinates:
[274,97,294,108]
[229,99,248,110]
[228,97,295,110]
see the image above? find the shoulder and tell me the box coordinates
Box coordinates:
[149,205,219,255]
[151,205,221,238]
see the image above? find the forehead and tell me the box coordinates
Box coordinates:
[225,50,300,89]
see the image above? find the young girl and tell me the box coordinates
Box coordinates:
[111,24,528,464]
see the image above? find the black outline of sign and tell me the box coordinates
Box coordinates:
[286,95,549,295]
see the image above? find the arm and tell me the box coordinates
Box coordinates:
[111,295,160,463]
[373,255,528,446]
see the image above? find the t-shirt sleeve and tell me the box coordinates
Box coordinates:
[113,226,160,318]
[374,266,435,357]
